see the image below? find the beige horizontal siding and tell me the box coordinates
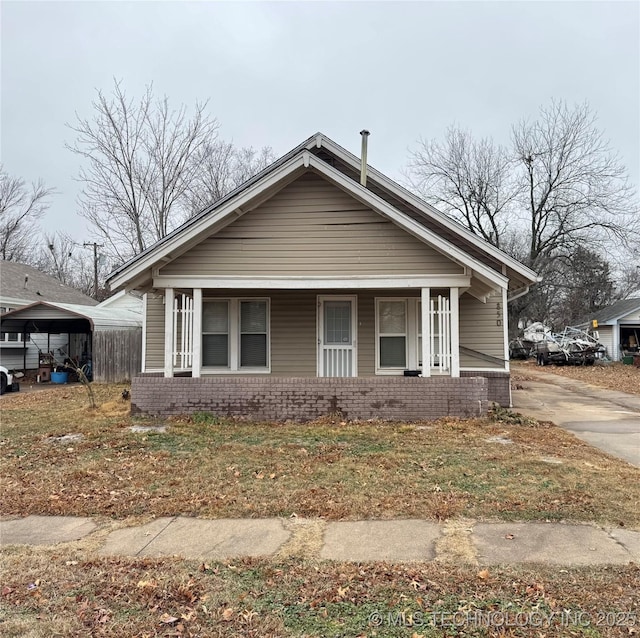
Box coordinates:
[459,291,505,369]
[145,293,165,370]
[271,291,316,376]
[160,172,463,277]
[145,289,501,376]
[357,292,377,376]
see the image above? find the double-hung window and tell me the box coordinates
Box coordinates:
[376,299,407,370]
[201,298,269,371]
[202,301,230,367]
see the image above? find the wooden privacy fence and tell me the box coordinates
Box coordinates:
[93,328,142,383]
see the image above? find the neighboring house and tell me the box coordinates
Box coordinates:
[0,260,97,370]
[584,298,640,361]
[0,295,143,382]
[107,132,540,420]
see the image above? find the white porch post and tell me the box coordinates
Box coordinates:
[502,287,510,372]
[450,287,460,377]
[421,287,431,377]
[164,287,174,378]
[192,288,202,378]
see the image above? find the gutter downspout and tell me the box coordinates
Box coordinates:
[360,130,370,187]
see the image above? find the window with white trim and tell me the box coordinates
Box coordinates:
[202,300,229,367]
[202,298,269,371]
[376,295,451,373]
[0,307,21,343]
[376,299,407,369]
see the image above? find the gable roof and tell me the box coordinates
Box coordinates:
[0,261,98,307]
[588,298,640,324]
[107,132,539,295]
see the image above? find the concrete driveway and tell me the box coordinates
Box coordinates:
[512,368,640,467]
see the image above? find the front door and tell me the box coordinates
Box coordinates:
[318,296,357,377]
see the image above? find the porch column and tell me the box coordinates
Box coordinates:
[192,288,202,378]
[164,287,174,378]
[421,287,431,377]
[450,287,460,377]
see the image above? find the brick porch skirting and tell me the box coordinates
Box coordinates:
[460,371,511,406]
[131,376,492,421]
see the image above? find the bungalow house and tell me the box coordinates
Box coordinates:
[108,132,539,421]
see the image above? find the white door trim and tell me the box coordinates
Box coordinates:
[317,295,358,377]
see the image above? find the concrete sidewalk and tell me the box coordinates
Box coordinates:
[1,515,638,565]
[512,367,640,467]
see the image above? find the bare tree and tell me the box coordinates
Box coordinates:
[512,100,637,272]
[0,165,54,262]
[613,258,640,300]
[407,128,519,249]
[187,141,276,214]
[67,81,219,262]
[408,101,638,328]
[34,232,110,300]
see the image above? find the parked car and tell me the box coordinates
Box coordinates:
[0,365,20,394]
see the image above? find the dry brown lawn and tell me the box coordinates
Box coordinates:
[1,384,639,528]
[1,545,638,637]
[511,360,640,396]
[2,385,640,637]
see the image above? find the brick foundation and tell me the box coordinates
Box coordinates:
[461,371,511,406]
[131,376,490,421]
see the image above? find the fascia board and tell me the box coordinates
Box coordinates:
[108,153,309,290]
[152,274,472,289]
[309,135,539,285]
[307,155,508,290]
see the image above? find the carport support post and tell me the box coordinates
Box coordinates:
[192,288,202,378]
[164,288,174,378]
[421,287,431,377]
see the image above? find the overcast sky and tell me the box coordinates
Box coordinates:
[2,0,638,248]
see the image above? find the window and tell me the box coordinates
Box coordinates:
[202,301,229,367]
[324,300,352,345]
[202,298,269,371]
[0,307,21,343]
[377,299,407,368]
[376,295,451,373]
[240,300,268,367]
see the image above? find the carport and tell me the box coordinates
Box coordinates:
[0,301,142,382]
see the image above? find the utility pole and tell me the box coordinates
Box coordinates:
[83,242,104,299]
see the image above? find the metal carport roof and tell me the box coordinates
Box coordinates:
[0,301,141,334]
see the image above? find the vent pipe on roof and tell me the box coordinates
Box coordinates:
[360,129,370,187]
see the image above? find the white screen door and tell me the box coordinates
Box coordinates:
[318,296,357,377]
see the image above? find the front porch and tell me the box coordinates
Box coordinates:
[153,282,469,380]
[135,279,510,419]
